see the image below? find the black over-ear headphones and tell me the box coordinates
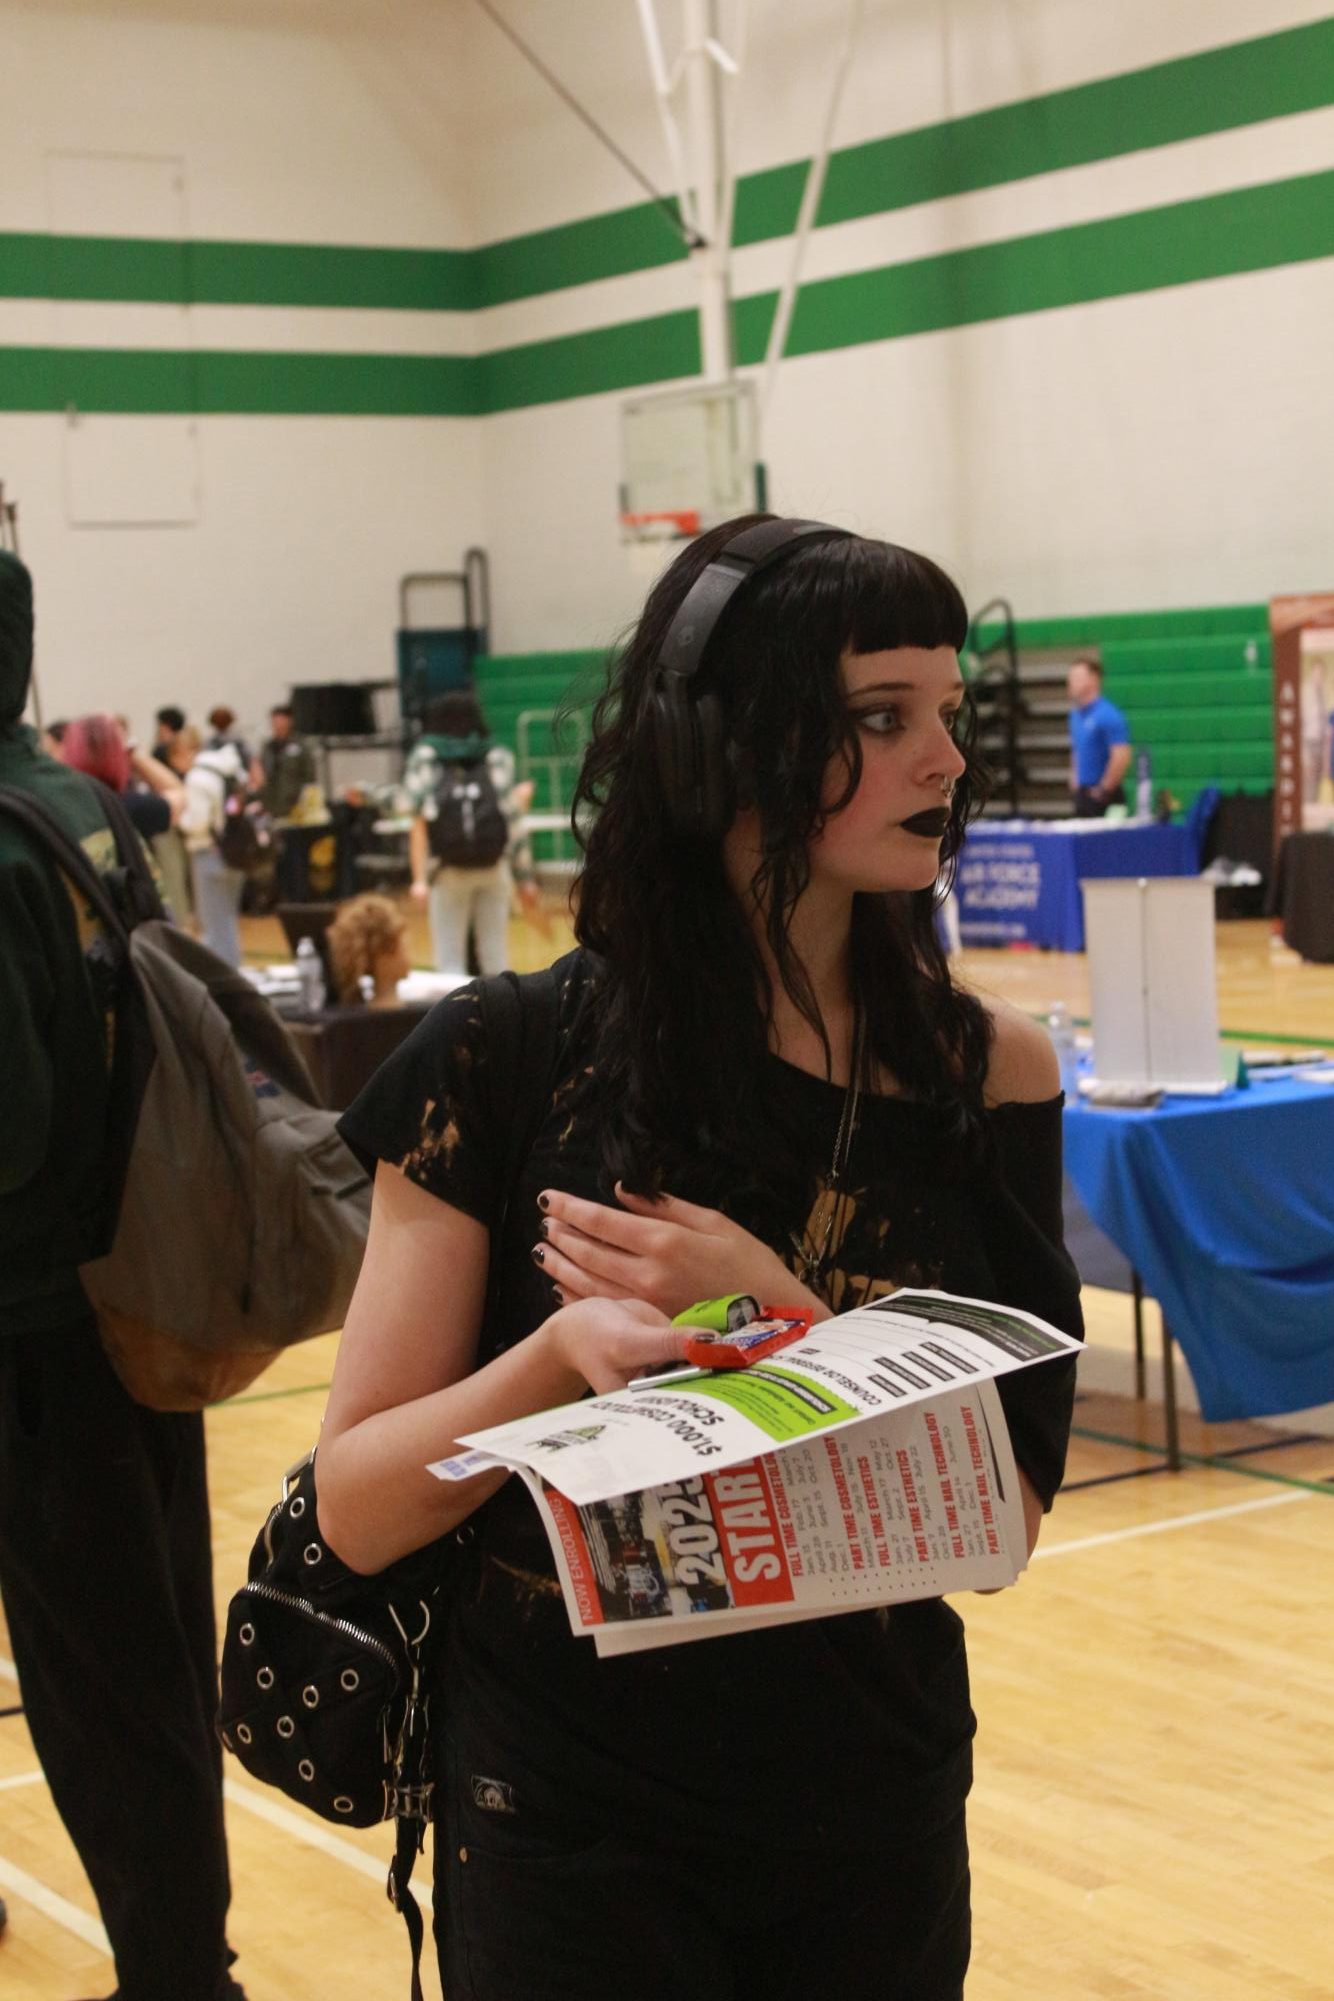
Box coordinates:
[650,516,853,837]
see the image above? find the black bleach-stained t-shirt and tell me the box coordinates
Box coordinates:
[339,948,1083,1842]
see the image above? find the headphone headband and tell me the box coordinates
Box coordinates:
[649,516,854,838]
[656,518,851,689]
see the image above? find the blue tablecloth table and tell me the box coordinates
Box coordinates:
[1063,1074,1334,1433]
[957,821,1200,951]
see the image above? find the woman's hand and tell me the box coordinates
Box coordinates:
[533,1184,828,1323]
[538,1295,691,1395]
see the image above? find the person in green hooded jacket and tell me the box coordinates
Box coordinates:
[0,551,245,2001]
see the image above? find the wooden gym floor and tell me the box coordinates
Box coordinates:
[2,911,1332,1999]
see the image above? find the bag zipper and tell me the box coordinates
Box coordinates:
[239,1579,401,1673]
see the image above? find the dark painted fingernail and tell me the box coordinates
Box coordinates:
[537,1192,551,1212]
[531,1245,545,1265]
[551,1285,565,1304]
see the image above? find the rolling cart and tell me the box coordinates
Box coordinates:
[396,547,490,735]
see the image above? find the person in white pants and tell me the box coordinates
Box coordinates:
[180,738,247,967]
[425,855,513,975]
[403,692,538,974]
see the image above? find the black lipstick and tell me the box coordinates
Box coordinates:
[899,807,951,838]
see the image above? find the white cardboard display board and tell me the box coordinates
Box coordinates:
[1082,877,1222,1091]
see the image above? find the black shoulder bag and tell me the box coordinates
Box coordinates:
[218,964,561,2001]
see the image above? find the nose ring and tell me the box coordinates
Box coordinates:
[940,776,954,798]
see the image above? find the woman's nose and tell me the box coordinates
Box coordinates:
[930,723,967,787]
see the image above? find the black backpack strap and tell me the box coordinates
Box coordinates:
[0,778,166,934]
[0,782,132,945]
[89,779,169,925]
[477,961,563,1341]
[388,1796,429,2001]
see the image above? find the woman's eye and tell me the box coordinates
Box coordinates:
[855,708,900,736]
[942,709,963,735]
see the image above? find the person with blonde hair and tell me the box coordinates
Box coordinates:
[325,893,411,1004]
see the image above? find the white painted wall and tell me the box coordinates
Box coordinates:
[460,0,1334,646]
[0,0,481,738]
[3,0,1333,712]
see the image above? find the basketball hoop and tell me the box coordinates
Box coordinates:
[618,380,762,547]
[619,507,703,543]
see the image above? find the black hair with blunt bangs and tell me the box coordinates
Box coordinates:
[570,512,994,1227]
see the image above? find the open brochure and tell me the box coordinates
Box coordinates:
[528,1380,1022,1655]
[428,1288,1079,1654]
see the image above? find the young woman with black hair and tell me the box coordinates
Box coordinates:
[321,515,1083,2001]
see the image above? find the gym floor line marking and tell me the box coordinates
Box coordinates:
[1072,1423,1334,1495]
[0,1769,44,1791]
[0,1852,112,1954]
[1028,1010,1334,1052]
[216,1380,333,1407]
[1036,1485,1312,1559]
[223,1777,434,1907]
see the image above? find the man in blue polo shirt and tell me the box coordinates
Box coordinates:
[1067,657,1132,817]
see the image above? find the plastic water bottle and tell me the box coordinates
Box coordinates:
[1135,748,1153,820]
[295,935,326,1013]
[1046,1001,1079,1098]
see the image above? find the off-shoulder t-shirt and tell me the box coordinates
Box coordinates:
[339,948,1083,1842]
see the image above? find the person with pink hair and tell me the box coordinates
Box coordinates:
[59,711,185,840]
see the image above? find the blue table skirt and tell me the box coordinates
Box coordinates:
[957,822,1199,951]
[1063,1074,1334,1420]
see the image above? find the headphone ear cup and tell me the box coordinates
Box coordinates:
[690,688,731,837]
[650,675,731,836]
[650,674,692,827]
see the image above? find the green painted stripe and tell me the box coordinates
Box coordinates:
[493,15,1334,298]
[4,168,1331,415]
[489,167,1334,414]
[0,346,479,415]
[190,241,477,310]
[476,307,699,413]
[472,204,687,311]
[0,232,478,310]
[739,16,1334,245]
[2,19,1330,312]
[731,167,1334,367]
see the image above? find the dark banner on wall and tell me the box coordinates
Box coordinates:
[1270,594,1334,851]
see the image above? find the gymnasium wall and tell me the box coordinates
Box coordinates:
[2,0,1332,743]
[0,0,483,734]
[456,0,1334,652]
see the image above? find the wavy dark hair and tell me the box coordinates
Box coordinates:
[570,513,992,1221]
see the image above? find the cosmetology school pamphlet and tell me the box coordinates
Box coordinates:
[429,1289,1079,1654]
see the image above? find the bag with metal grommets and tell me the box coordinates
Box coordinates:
[219,1447,469,2001]
[218,1447,459,1828]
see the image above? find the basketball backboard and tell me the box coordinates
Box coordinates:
[619,379,763,542]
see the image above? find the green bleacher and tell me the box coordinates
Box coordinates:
[473,648,608,866]
[478,607,1276,825]
[976,606,1274,810]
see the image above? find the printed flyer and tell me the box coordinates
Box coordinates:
[432,1288,1078,1508]
[427,1287,1077,1652]
[525,1379,1024,1655]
